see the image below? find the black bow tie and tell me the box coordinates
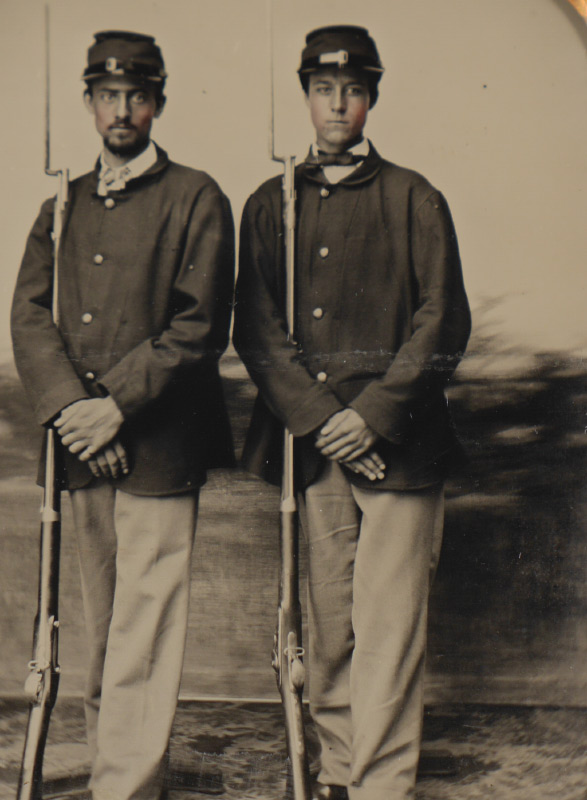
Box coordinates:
[305,151,365,167]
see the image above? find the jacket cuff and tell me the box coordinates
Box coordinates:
[349,386,408,444]
[98,373,137,419]
[287,391,344,437]
[35,382,91,427]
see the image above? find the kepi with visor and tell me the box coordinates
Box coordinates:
[82,30,166,83]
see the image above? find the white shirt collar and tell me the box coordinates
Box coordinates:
[97,140,158,195]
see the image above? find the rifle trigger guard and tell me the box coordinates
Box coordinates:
[285,643,306,691]
[284,645,305,659]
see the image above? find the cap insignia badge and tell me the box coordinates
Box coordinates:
[105,57,120,73]
[319,50,349,67]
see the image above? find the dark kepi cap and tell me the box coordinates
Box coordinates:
[82,30,166,82]
[298,25,383,77]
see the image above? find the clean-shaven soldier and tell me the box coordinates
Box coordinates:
[12,31,234,800]
[234,26,470,800]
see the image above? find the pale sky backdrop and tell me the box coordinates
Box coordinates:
[1,0,586,362]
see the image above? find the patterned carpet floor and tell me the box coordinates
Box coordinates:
[0,699,585,800]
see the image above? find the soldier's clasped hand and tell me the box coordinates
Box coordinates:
[86,438,129,479]
[345,450,386,481]
[55,396,124,462]
[315,408,378,462]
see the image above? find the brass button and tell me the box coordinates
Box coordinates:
[316,371,328,383]
[85,371,96,380]
[313,307,324,319]
[104,197,115,209]
[81,312,93,325]
[319,246,329,258]
[320,187,330,198]
[93,254,104,265]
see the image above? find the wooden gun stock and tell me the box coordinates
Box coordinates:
[17,428,61,800]
[272,430,312,800]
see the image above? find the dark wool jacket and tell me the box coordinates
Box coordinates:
[12,146,235,495]
[233,144,471,491]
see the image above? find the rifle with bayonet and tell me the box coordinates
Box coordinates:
[267,4,312,799]
[16,8,68,800]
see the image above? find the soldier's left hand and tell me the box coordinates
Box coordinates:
[86,438,129,479]
[55,396,124,461]
[315,408,378,462]
[346,450,386,481]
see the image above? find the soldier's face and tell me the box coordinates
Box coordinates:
[306,68,370,153]
[84,76,163,158]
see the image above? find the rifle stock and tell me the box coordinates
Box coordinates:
[272,430,312,800]
[17,428,61,800]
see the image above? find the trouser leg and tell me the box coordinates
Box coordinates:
[299,461,444,800]
[348,482,444,800]
[71,485,198,800]
[298,461,360,787]
[71,483,117,760]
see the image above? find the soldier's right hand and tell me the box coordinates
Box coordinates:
[315,407,378,462]
[345,450,386,481]
[86,439,129,479]
[55,396,124,460]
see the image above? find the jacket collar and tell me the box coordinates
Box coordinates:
[299,141,383,186]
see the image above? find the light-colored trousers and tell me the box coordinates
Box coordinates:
[70,483,199,800]
[298,461,444,800]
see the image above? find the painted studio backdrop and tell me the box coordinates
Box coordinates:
[1,0,585,708]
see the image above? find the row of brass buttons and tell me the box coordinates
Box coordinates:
[82,196,109,388]
[316,180,331,378]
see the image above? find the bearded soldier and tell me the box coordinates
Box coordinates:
[12,31,234,800]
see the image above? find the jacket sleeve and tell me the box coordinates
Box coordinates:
[233,191,343,436]
[99,184,235,418]
[11,198,91,425]
[349,190,471,442]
